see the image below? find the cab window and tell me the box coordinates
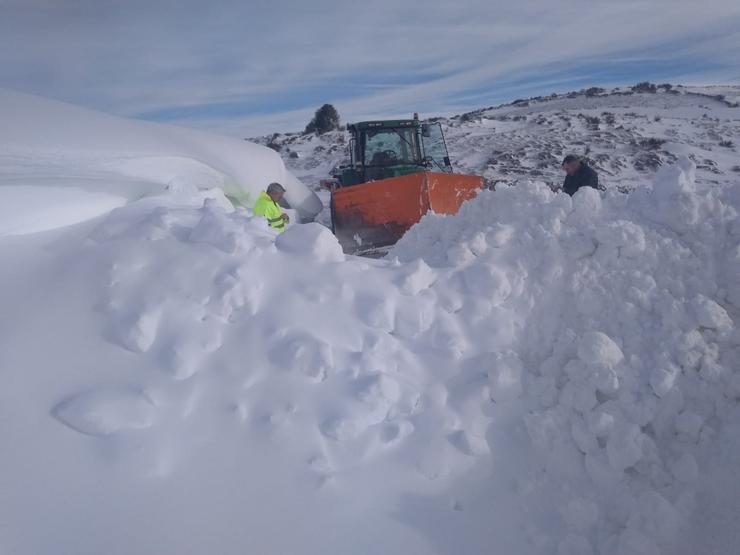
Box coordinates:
[363,128,418,166]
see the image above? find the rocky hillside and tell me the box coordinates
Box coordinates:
[250,83,740,196]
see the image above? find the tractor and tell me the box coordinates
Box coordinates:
[322,114,483,254]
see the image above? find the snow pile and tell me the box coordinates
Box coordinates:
[1,183,503,553]
[392,157,740,554]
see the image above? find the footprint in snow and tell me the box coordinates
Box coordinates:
[447,429,490,456]
[378,420,414,446]
[269,333,333,383]
[208,267,263,321]
[109,305,162,353]
[52,388,156,436]
[162,323,223,380]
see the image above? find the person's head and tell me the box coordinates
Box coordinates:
[266,182,286,202]
[561,154,581,176]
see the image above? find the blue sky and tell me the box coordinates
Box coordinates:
[1,0,739,136]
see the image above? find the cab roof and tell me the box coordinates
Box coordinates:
[347,119,418,131]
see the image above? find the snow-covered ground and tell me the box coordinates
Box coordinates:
[257,83,740,193]
[1,87,739,555]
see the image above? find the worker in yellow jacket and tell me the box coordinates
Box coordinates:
[253,182,289,232]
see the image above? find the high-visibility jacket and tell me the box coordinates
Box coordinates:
[253,192,286,231]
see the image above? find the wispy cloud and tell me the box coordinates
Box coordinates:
[1,0,739,136]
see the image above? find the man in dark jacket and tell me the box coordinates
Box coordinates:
[561,155,599,196]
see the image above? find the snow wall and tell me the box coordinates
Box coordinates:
[392,157,740,554]
[0,88,322,223]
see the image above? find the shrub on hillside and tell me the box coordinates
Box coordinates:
[585,87,605,97]
[632,81,657,94]
[601,112,616,125]
[304,104,341,135]
[637,137,666,150]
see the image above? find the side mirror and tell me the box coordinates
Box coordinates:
[443,156,451,167]
[320,178,339,191]
[421,123,431,138]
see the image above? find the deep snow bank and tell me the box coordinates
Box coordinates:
[0,191,501,554]
[392,157,740,554]
[0,154,737,555]
[0,88,321,235]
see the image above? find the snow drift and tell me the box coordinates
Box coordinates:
[392,157,740,554]
[0,87,321,236]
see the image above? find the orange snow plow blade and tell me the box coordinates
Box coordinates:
[331,171,483,254]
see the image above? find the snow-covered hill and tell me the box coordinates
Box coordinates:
[254,83,740,196]
[0,87,739,555]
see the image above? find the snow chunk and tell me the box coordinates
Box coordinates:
[649,365,679,397]
[692,295,732,330]
[486,351,524,402]
[589,365,620,396]
[462,263,511,304]
[577,332,624,367]
[571,186,602,220]
[53,389,156,436]
[396,259,437,295]
[653,156,696,198]
[560,379,598,413]
[486,223,514,247]
[643,156,703,234]
[114,307,162,353]
[595,220,646,257]
[587,410,615,438]
[189,203,254,254]
[275,222,344,262]
[606,424,644,471]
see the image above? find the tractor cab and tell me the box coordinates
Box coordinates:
[335,116,453,186]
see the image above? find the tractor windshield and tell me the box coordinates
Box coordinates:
[363,128,420,166]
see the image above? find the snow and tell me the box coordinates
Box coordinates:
[391,157,740,554]
[0,87,322,232]
[1,89,739,555]
[577,331,624,367]
[53,388,157,436]
[258,85,740,201]
[0,185,126,236]
[275,222,345,262]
